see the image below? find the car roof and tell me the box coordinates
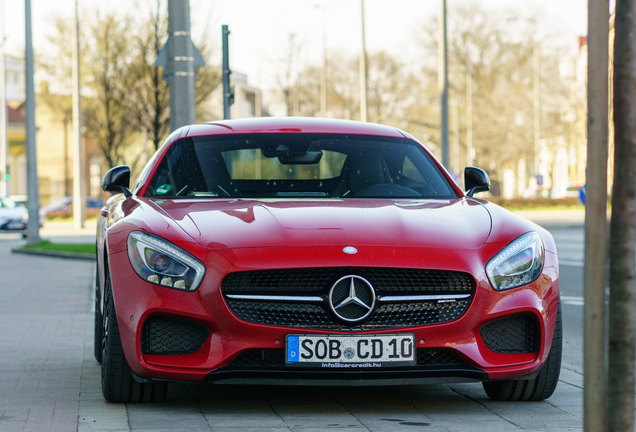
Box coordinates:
[184,117,408,139]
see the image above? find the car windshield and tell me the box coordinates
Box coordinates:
[145,133,458,199]
[0,197,20,208]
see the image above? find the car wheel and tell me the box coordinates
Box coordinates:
[482,299,562,401]
[94,265,102,363]
[101,272,168,403]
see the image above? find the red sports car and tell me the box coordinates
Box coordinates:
[96,117,560,403]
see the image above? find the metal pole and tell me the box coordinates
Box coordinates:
[584,1,610,430]
[24,0,40,244]
[608,0,636,430]
[319,4,327,118]
[0,0,7,196]
[168,0,195,131]
[466,59,473,166]
[72,0,85,229]
[439,0,449,169]
[452,98,459,174]
[222,24,231,120]
[359,0,368,122]
[533,45,541,176]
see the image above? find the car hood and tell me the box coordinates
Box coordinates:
[0,207,27,220]
[148,198,492,250]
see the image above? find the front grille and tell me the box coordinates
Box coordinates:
[223,349,463,370]
[480,315,539,354]
[226,299,471,331]
[141,316,209,355]
[222,267,474,330]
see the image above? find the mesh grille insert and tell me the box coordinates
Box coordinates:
[141,316,209,355]
[480,315,539,354]
[226,299,470,331]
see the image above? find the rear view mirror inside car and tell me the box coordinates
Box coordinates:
[277,151,323,165]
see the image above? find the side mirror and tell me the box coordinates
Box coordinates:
[102,165,132,197]
[464,166,490,197]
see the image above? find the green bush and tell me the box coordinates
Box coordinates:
[484,197,583,210]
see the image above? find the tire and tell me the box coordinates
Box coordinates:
[94,265,102,363]
[101,272,168,403]
[482,299,562,401]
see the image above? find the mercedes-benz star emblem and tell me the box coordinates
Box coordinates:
[328,275,376,323]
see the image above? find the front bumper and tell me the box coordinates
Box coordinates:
[0,218,27,231]
[107,244,559,384]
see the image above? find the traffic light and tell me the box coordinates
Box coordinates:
[3,165,8,181]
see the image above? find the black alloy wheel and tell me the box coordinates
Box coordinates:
[482,299,563,401]
[101,272,167,403]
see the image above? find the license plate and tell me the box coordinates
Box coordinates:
[7,222,25,230]
[285,334,416,368]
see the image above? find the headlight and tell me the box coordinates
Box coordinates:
[485,232,544,291]
[127,231,205,291]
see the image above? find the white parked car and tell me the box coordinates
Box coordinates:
[0,196,28,234]
[550,183,583,199]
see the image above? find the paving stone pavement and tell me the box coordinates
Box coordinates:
[0,236,93,432]
[1,233,585,432]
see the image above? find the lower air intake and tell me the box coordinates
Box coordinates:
[141,316,209,355]
[480,315,539,354]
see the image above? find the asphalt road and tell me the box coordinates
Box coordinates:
[0,226,586,432]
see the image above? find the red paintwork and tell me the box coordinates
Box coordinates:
[97,117,559,384]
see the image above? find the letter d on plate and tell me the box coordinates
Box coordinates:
[287,336,300,362]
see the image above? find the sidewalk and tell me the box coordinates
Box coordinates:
[512,209,585,229]
[40,220,97,244]
[0,238,94,432]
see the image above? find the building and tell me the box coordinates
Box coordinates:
[2,56,27,197]
[230,72,264,119]
[5,104,26,195]
[1,55,98,206]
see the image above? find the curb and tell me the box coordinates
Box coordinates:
[534,222,585,230]
[12,247,95,261]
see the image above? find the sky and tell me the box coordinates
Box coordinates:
[2,0,591,100]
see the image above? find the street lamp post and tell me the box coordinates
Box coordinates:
[24,0,41,244]
[438,0,450,170]
[315,4,327,118]
[168,0,195,130]
[533,44,541,178]
[359,0,368,122]
[72,0,85,230]
[466,57,474,167]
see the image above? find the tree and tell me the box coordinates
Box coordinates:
[39,16,90,196]
[41,3,222,175]
[82,12,137,169]
[273,33,304,116]
[416,3,571,190]
[125,1,170,153]
[126,0,221,152]
[280,49,417,128]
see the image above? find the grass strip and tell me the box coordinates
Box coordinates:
[22,240,94,255]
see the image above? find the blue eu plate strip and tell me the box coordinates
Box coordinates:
[287,336,300,362]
